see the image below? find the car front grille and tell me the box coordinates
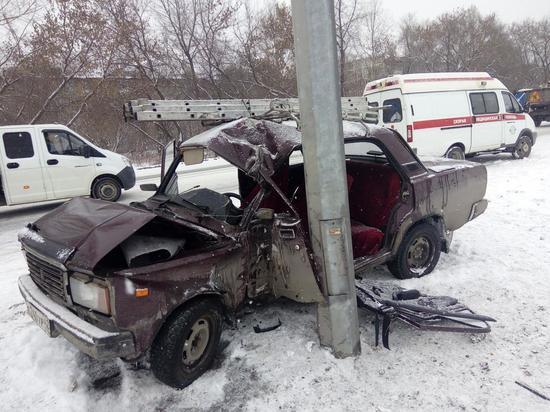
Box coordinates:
[26,250,67,302]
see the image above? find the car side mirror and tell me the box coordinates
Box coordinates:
[80,146,92,158]
[140,183,158,192]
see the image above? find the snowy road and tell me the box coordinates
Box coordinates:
[1,129,549,411]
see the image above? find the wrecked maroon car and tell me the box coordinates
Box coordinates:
[18,119,488,388]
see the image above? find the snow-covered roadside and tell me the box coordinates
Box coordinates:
[0,129,549,411]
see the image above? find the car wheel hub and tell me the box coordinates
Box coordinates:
[99,184,115,199]
[407,236,432,269]
[182,318,210,366]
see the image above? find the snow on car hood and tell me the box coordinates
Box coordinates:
[419,156,480,173]
[19,197,156,271]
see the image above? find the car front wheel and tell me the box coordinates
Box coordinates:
[91,177,122,202]
[512,135,532,159]
[150,299,223,389]
[387,223,442,279]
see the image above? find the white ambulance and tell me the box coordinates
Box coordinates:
[0,124,135,206]
[363,72,537,159]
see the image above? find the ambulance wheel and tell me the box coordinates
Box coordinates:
[445,145,465,160]
[92,177,121,202]
[512,135,532,159]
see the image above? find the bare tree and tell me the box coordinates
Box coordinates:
[234,2,296,97]
[334,0,363,94]
[158,0,239,99]
[511,18,550,85]
[27,0,111,124]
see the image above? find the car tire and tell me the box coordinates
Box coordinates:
[387,223,442,279]
[512,135,532,159]
[445,145,466,160]
[91,177,122,202]
[150,299,223,389]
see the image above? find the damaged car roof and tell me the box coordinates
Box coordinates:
[180,118,382,176]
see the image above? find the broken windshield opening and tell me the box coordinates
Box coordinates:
[157,154,245,225]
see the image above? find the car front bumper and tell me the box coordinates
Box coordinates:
[18,275,136,360]
[117,166,136,190]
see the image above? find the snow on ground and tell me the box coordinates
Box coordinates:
[1,129,549,411]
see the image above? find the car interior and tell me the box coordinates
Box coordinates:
[239,144,403,259]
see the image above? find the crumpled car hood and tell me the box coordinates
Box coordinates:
[180,118,302,178]
[19,197,156,271]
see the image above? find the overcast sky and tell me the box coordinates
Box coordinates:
[267,0,550,24]
[381,0,550,23]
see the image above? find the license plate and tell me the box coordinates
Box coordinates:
[27,303,54,337]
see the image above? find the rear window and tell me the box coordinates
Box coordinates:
[2,132,34,159]
[470,92,499,115]
[345,141,386,159]
[382,98,403,123]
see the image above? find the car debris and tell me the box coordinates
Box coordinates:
[18,108,492,388]
[253,318,282,333]
[355,280,496,349]
[515,380,550,401]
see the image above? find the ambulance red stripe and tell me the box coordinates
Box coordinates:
[412,113,524,130]
[413,116,472,130]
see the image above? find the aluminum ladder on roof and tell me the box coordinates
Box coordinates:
[123,96,378,124]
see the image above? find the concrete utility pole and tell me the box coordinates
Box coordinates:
[290,0,360,357]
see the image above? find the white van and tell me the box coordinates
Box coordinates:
[363,72,537,159]
[0,124,135,206]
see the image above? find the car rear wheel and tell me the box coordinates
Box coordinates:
[387,223,442,279]
[512,136,532,159]
[150,299,223,389]
[445,145,466,160]
[91,177,122,202]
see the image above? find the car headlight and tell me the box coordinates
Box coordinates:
[70,275,111,315]
[122,156,132,167]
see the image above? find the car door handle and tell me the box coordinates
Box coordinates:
[7,162,19,169]
[47,159,58,165]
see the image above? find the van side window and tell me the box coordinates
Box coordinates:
[383,98,402,123]
[512,97,522,113]
[502,92,514,113]
[503,91,522,113]
[44,131,89,156]
[2,132,34,159]
[470,92,499,115]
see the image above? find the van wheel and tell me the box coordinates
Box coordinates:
[445,145,465,160]
[512,136,532,159]
[150,299,223,389]
[91,177,121,202]
[387,223,441,279]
